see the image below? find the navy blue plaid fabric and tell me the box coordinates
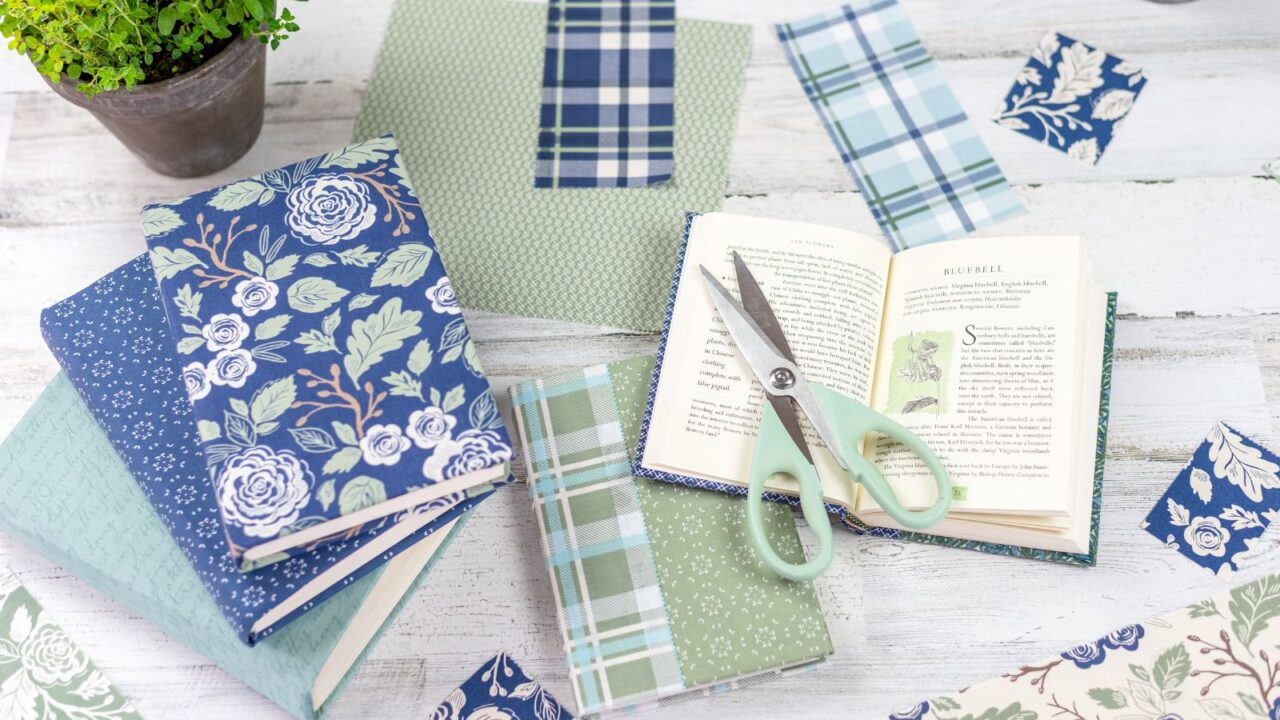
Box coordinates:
[536,0,677,188]
[777,1,1024,250]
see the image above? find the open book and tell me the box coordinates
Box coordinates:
[634,212,1114,563]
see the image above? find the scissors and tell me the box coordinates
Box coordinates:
[700,253,952,582]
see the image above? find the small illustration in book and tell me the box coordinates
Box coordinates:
[883,331,953,417]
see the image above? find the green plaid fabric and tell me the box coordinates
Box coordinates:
[511,364,685,715]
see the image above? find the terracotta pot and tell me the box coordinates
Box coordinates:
[44,37,266,178]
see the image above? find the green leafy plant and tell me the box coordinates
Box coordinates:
[0,0,305,97]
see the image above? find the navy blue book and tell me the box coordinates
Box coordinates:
[141,136,513,570]
[41,255,499,644]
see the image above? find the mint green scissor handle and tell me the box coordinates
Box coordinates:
[746,382,952,582]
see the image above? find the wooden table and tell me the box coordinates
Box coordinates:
[1,1,1278,717]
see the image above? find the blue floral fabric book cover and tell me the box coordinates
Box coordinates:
[141,135,513,570]
[40,255,495,644]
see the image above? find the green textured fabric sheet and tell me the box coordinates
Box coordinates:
[355,0,751,331]
[0,374,470,720]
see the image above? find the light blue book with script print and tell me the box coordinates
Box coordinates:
[143,136,512,571]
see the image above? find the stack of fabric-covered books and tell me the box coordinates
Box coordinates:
[0,136,513,720]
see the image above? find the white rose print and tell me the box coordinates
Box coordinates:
[201,312,249,351]
[285,173,378,245]
[425,276,461,315]
[208,348,257,388]
[182,361,211,401]
[216,446,314,538]
[231,276,280,317]
[1183,515,1230,558]
[407,406,457,449]
[360,423,412,466]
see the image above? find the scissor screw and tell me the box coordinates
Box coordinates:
[770,368,796,390]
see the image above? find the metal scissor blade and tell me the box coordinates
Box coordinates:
[732,251,797,364]
[699,265,814,465]
[767,394,814,465]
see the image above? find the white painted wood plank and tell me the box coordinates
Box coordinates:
[0,0,1278,718]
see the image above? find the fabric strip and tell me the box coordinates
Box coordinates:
[776,1,1024,250]
[536,0,677,188]
[512,364,685,715]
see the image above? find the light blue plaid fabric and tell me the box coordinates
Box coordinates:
[536,0,677,188]
[776,1,1024,250]
[511,365,684,715]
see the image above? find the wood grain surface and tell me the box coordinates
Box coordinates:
[0,1,1278,718]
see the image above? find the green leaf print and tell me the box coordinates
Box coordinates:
[342,298,423,383]
[382,371,424,401]
[335,244,381,267]
[243,251,265,276]
[319,136,397,169]
[208,179,273,210]
[141,205,184,238]
[254,314,292,341]
[338,476,388,515]
[175,284,202,321]
[370,243,433,287]
[442,384,466,413]
[1230,574,1280,648]
[1086,688,1127,709]
[407,339,432,375]
[225,411,256,447]
[317,479,337,512]
[323,447,362,475]
[249,376,297,425]
[150,247,206,280]
[304,253,336,268]
[176,336,204,354]
[197,420,221,442]
[332,421,358,447]
[1151,643,1189,690]
[348,293,379,311]
[266,254,299,281]
[287,276,350,313]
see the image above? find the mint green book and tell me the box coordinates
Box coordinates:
[0,374,470,720]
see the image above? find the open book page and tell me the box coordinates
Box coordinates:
[859,236,1091,518]
[640,213,892,508]
[869,287,1108,554]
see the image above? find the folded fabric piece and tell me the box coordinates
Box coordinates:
[356,0,750,330]
[431,652,572,720]
[41,254,492,644]
[0,566,143,720]
[890,573,1280,719]
[0,374,474,720]
[994,32,1148,165]
[1141,422,1280,576]
[776,1,1024,251]
[511,357,831,718]
[536,0,676,188]
[142,136,512,571]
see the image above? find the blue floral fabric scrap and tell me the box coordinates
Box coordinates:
[994,32,1148,165]
[142,135,512,568]
[1142,422,1280,576]
[430,652,573,720]
[775,0,1024,251]
[535,0,676,188]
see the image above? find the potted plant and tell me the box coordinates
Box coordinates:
[0,1,303,177]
